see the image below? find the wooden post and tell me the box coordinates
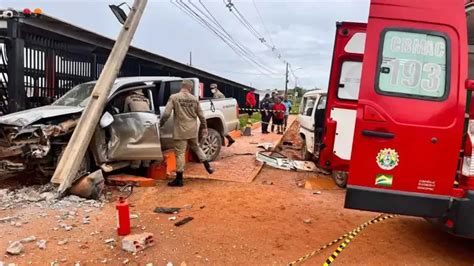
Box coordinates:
[51,0,148,193]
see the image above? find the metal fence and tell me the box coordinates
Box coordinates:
[0,13,256,115]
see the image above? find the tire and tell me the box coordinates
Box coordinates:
[200,128,222,162]
[332,170,348,188]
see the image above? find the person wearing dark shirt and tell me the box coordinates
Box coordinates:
[259,93,272,134]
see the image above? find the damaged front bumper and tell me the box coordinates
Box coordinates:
[0,119,78,174]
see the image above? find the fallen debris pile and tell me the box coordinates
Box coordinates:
[0,183,105,210]
[256,151,316,172]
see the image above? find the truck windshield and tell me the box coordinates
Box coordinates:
[53,83,96,107]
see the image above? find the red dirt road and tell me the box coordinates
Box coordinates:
[0,122,473,265]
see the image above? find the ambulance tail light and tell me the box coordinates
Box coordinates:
[462,120,474,176]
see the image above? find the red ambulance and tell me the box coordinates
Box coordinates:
[345,0,474,238]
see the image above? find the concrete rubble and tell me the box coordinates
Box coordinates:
[20,236,36,243]
[36,240,47,250]
[121,233,154,253]
[0,184,106,211]
[6,241,24,255]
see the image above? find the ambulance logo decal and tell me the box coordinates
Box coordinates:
[376,148,399,170]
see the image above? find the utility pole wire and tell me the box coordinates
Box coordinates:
[172,0,278,76]
[224,0,299,82]
[193,0,256,58]
[251,0,275,47]
[178,0,278,75]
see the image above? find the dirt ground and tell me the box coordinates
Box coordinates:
[1,120,474,265]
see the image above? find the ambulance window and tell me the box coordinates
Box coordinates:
[338,61,362,100]
[377,30,448,100]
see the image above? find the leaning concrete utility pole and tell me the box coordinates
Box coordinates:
[284,62,289,95]
[51,0,148,193]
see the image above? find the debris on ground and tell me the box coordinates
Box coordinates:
[182,204,193,209]
[154,207,180,214]
[57,239,68,245]
[168,216,177,221]
[257,142,274,151]
[0,184,105,210]
[121,233,154,253]
[261,180,274,185]
[104,239,115,244]
[175,217,194,227]
[82,216,91,224]
[20,236,36,243]
[69,170,105,200]
[256,151,316,172]
[219,152,254,160]
[6,241,24,255]
[0,216,18,223]
[36,239,47,250]
[130,214,139,219]
[303,218,312,224]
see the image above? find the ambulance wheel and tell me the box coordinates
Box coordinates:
[200,128,222,162]
[332,170,348,188]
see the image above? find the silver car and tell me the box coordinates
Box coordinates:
[0,76,239,179]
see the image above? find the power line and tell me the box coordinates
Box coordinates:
[173,0,264,73]
[224,0,302,84]
[251,0,275,47]
[171,0,279,77]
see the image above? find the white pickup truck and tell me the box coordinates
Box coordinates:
[299,90,327,160]
[0,76,239,178]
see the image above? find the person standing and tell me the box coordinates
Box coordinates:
[272,97,286,135]
[259,93,272,134]
[245,90,257,118]
[270,91,278,132]
[210,83,235,147]
[123,89,152,173]
[160,80,214,187]
[283,96,292,131]
[210,83,225,99]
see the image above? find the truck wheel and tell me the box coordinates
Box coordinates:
[332,170,348,188]
[200,128,222,161]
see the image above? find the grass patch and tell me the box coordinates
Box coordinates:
[239,112,262,128]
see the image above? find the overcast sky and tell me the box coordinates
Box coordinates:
[2,0,369,90]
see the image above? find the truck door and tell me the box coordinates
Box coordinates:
[345,0,467,217]
[319,22,366,171]
[106,88,163,162]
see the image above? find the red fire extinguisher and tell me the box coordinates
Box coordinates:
[116,197,131,236]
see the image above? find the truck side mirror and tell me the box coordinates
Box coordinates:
[100,112,114,128]
[466,79,474,90]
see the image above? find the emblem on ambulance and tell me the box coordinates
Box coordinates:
[376,148,399,170]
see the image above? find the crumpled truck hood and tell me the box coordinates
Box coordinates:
[0,105,84,127]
